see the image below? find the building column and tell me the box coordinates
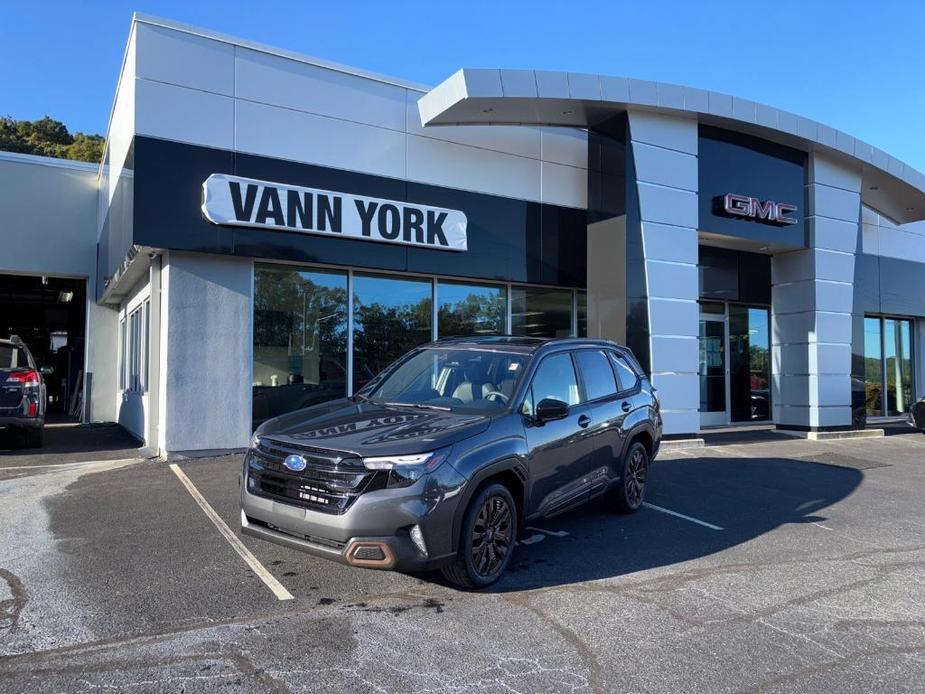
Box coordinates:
[771,153,861,430]
[627,112,700,437]
[160,252,253,454]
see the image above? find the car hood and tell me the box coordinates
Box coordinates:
[256,399,492,457]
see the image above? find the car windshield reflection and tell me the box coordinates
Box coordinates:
[360,348,526,413]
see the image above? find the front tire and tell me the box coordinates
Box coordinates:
[441,482,516,589]
[612,441,649,514]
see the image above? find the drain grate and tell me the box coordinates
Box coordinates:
[797,452,890,470]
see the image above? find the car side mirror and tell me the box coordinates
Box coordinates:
[39,366,54,376]
[535,398,569,423]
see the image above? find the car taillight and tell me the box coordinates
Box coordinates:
[6,370,40,388]
[26,400,38,417]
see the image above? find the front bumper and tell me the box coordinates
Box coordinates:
[240,462,467,572]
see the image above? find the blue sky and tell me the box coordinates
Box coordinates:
[3,1,924,170]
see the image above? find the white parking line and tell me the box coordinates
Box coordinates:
[168,464,294,601]
[642,502,724,531]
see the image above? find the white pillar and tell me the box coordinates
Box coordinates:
[627,112,700,436]
[771,153,861,430]
[160,252,253,454]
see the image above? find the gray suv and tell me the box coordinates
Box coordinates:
[241,337,662,588]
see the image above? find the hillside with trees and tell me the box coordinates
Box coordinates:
[0,116,104,164]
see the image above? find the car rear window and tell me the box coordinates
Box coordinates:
[609,352,640,391]
[0,346,28,369]
[574,349,618,402]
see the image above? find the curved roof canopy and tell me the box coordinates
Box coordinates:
[419,69,925,224]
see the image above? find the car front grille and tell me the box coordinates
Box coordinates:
[246,437,379,515]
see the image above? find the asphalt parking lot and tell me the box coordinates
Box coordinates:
[1,427,924,693]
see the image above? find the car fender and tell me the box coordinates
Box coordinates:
[447,434,528,555]
[618,419,658,464]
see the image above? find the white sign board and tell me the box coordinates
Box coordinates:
[201,173,468,252]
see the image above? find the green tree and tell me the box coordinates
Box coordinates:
[0,115,103,163]
[66,133,105,162]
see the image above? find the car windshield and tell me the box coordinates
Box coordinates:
[360,348,527,413]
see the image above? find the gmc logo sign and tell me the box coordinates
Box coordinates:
[718,193,798,226]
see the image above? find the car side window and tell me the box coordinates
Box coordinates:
[574,349,618,402]
[609,351,640,392]
[521,352,580,416]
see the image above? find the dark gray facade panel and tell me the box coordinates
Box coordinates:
[123,136,587,288]
[698,246,772,305]
[698,126,807,250]
[587,116,652,374]
[853,253,925,317]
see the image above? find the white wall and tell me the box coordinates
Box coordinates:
[105,24,137,209]
[0,153,120,424]
[0,154,99,278]
[129,19,587,209]
[861,205,925,262]
[771,154,861,429]
[160,252,252,454]
[627,111,700,436]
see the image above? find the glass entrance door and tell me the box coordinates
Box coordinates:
[729,305,771,422]
[699,303,727,427]
[699,302,772,427]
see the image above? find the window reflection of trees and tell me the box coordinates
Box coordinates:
[438,289,506,337]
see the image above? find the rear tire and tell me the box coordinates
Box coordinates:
[24,427,43,449]
[441,482,516,590]
[612,441,649,514]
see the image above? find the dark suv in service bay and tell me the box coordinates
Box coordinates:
[241,337,662,588]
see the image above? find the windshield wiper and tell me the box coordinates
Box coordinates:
[381,401,452,412]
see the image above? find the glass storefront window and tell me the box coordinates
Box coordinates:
[864,317,883,416]
[252,264,348,427]
[884,318,913,416]
[865,315,915,416]
[437,280,506,337]
[353,273,433,389]
[511,286,573,338]
[252,263,584,428]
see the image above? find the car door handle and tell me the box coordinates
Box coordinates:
[577,414,592,428]
[621,401,631,413]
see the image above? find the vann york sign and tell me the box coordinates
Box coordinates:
[201,174,468,252]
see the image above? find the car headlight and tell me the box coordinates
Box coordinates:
[362,448,451,488]
[250,431,262,449]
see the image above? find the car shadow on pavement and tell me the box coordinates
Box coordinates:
[476,454,864,592]
[0,422,146,464]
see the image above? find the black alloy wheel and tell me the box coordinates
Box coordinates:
[613,441,649,514]
[471,494,513,576]
[441,482,517,589]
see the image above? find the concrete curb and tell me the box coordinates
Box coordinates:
[661,438,706,451]
[774,428,885,441]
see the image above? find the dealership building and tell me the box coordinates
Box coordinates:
[2,13,924,455]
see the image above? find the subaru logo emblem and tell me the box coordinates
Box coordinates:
[283,454,307,472]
